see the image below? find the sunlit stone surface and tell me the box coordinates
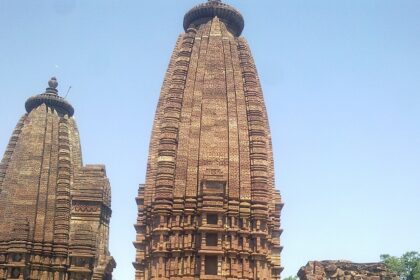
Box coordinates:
[0,78,115,280]
[134,1,283,279]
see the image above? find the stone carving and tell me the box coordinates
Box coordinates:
[0,78,115,279]
[133,1,283,279]
[298,261,399,280]
[72,201,101,213]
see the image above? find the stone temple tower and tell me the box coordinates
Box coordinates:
[0,78,115,279]
[134,1,283,280]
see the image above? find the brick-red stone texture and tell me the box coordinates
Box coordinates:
[0,84,115,280]
[298,261,400,280]
[134,2,283,279]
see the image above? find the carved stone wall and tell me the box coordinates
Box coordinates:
[298,261,399,280]
[134,1,283,280]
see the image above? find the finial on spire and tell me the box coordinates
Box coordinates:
[25,76,74,116]
[184,0,244,37]
[46,77,58,94]
[48,77,58,89]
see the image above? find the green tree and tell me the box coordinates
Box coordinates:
[283,276,298,280]
[381,251,420,280]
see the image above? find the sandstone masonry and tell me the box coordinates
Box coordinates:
[298,261,399,280]
[0,78,115,280]
[133,1,283,279]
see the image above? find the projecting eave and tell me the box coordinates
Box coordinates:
[25,78,74,117]
[183,0,244,36]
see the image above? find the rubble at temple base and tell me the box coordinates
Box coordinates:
[298,261,399,280]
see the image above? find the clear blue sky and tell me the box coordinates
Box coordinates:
[0,1,419,279]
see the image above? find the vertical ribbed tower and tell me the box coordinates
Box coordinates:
[134,1,283,280]
[0,78,115,280]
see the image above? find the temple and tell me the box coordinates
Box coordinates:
[0,78,115,279]
[134,1,283,279]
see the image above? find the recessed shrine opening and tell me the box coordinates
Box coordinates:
[205,256,218,275]
[207,214,218,225]
[206,233,218,246]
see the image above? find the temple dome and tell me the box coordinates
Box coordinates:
[25,77,74,116]
[183,0,244,36]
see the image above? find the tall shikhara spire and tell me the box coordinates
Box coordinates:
[134,1,283,279]
[0,78,115,279]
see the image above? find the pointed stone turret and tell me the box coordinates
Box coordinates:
[0,78,115,279]
[134,1,283,280]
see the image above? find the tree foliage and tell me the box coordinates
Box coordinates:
[283,276,298,280]
[381,251,420,280]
